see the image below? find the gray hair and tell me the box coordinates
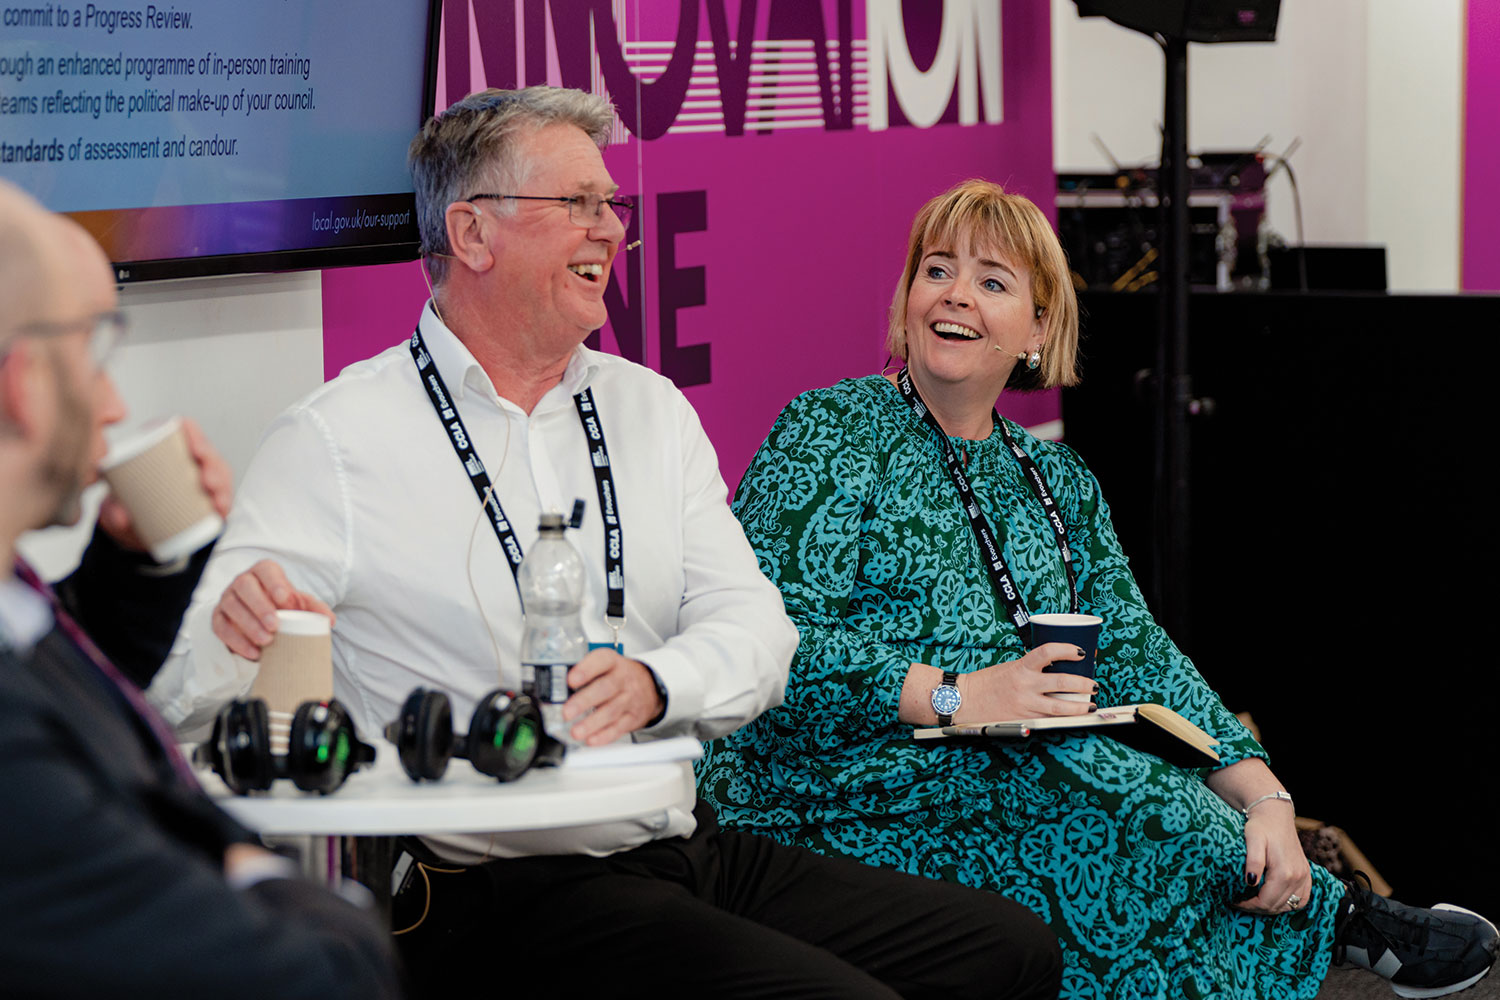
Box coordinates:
[409,86,616,285]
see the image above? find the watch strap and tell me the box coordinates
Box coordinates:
[935,670,960,726]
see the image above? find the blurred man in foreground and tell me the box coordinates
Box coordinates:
[0,178,401,999]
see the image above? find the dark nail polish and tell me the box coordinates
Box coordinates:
[1088,702,1097,713]
[1075,646,1086,657]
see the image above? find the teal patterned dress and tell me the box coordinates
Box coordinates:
[697,375,1342,999]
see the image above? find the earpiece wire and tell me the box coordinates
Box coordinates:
[421,254,514,692]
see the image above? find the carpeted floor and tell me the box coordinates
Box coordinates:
[1315,966,1499,998]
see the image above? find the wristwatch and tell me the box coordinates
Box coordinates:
[930,670,962,726]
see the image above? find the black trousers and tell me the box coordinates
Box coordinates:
[395,802,1060,998]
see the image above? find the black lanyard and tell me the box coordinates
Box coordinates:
[409,326,625,625]
[895,367,1079,640]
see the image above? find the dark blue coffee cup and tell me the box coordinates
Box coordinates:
[1029,613,1103,701]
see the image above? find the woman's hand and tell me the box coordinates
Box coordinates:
[899,644,1096,725]
[1205,758,1312,915]
[962,643,1097,721]
[1236,798,1312,915]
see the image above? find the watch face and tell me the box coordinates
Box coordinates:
[931,685,961,716]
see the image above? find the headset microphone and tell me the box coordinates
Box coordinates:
[625,240,643,251]
[992,307,1045,356]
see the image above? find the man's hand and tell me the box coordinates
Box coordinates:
[98,418,234,550]
[561,648,664,747]
[211,559,334,659]
[223,843,285,877]
[221,843,299,889]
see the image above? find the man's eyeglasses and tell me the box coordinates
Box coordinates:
[1,311,128,370]
[466,192,633,231]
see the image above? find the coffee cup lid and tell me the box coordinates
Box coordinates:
[100,416,183,470]
[274,610,331,636]
[1029,613,1104,627]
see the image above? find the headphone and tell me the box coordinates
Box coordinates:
[383,687,562,783]
[193,698,377,795]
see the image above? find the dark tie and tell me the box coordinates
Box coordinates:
[14,558,200,786]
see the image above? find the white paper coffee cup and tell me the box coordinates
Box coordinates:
[249,610,334,754]
[99,417,222,563]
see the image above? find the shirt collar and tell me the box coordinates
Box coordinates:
[0,573,54,654]
[417,300,602,411]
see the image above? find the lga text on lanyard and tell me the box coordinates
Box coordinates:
[409,327,625,630]
[895,367,1078,641]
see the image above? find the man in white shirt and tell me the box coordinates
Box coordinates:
[149,86,1061,998]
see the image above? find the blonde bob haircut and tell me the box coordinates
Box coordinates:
[886,179,1080,391]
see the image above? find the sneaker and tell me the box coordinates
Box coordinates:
[1334,872,1499,998]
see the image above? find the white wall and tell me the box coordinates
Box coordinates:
[17,273,325,579]
[1051,0,1463,291]
[1366,0,1464,292]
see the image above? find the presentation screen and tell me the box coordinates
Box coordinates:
[1,0,439,281]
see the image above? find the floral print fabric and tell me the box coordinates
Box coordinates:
[698,375,1340,998]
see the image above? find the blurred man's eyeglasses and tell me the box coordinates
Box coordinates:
[466,191,633,231]
[1,311,128,370]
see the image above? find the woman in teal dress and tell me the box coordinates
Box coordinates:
[697,180,1496,999]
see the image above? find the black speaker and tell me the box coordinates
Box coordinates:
[1074,0,1280,43]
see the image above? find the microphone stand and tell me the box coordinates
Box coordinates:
[1152,34,1193,648]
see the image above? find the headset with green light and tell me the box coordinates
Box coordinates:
[383,687,563,783]
[192,698,376,795]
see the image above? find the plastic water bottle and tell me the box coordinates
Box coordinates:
[518,511,587,745]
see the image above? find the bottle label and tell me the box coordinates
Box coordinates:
[528,663,571,704]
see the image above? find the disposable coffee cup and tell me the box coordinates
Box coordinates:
[1029,613,1103,703]
[249,610,334,755]
[99,417,222,564]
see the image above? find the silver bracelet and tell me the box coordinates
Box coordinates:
[1241,791,1294,816]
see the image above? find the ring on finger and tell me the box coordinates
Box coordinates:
[1285,893,1303,910]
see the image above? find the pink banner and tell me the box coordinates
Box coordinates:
[322,0,1057,487]
[1464,1,1500,290]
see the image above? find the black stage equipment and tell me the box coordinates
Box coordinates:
[1267,244,1388,292]
[1058,151,1271,292]
[1074,0,1280,43]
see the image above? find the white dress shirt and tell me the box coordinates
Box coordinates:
[148,303,797,858]
[0,576,52,653]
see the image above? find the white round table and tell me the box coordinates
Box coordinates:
[201,746,694,919]
[204,750,689,835]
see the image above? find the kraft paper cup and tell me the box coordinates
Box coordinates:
[99,417,222,563]
[1030,612,1103,703]
[249,610,334,755]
